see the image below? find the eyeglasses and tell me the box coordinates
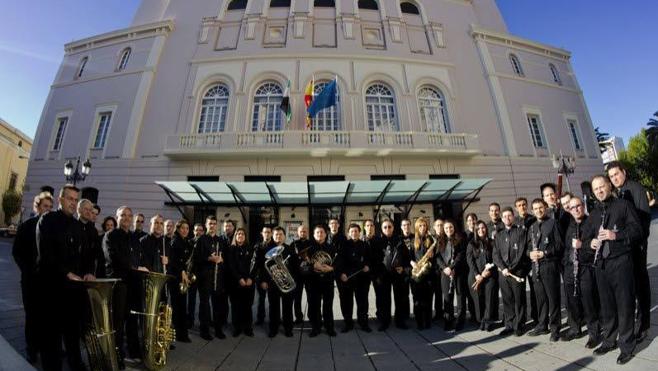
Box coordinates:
[382,226,393,229]
[571,204,584,209]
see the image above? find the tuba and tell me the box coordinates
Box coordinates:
[79,278,120,371]
[411,247,434,282]
[265,246,297,293]
[131,271,175,370]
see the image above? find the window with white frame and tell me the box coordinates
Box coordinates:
[527,114,546,148]
[365,83,398,131]
[312,80,341,131]
[76,57,88,78]
[117,48,131,71]
[93,112,112,149]
[567,119,582,150]
[227,0,247,10]
[400,1,420,15]
[252,82,283,132]
[549,63,561,85]
[418,86,450,133]
[509,54,524,76]
[52,117,68,151]
[198,84,230,133]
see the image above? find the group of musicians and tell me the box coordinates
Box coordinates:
[11,161,652,370]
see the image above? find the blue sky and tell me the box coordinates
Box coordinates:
[0,0,656,145]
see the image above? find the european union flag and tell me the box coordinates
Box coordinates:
[307,79,337,118]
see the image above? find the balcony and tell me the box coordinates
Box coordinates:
[163,131,480,159]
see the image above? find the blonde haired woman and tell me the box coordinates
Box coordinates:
[409,217,436,329]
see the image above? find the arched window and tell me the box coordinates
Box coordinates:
[227,0,247,10]
[76,57,88,78]
[358,0,379,10]
[312,80,341,131]
[252,82,283,132]
[509,54,524,76]
[365,83,398,131]
[549,63,561,85]
[418,86,450,133]
[198,84,230,133]
[117,48,131,71]
[270,0,290,7]
[400,1,420,15]
[314,0,335,7]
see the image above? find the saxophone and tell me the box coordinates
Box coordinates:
[179,240,197,294]
[79,278,120,371]
[131,271,175,370]
[411,246,434,282]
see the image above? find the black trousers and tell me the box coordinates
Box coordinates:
[112,280,141,360]
[468,272,498,323]
[20,275,39,356]
[171,279,188,339]
[564,264,600,338]
[533,261,561,333]
[527,278,538,323]
[391,273,410,325]
[199,278,228,334]
[293,277,306,321]
[308,279,335,331]
[256,285,268,323]
[596,253,636,354]
[337,275,370,326]
[499,274,526,331]
[462,265,477,321]
[373,273,391,326]
[633,240,651,332]
[433,277,443,319]
[186,282,198,325]
[440,273,467,324]
[410,277,433,328]
[268,287,294,333]
[230,285,255,332]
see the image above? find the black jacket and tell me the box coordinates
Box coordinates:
[515,214,536,230]
[254,239,276,282]
[547,206,570,239]
[335,239,370,278]
[169,232,193,278]
[435,236,466,275]
[492,225,530,276]
[36,210,94,281]
[196,234,226,291]
[467,237,496,277]
[486,219,505,240]
[308,240,337,282]
[527,217,564,263]
[562,215,594,267]
[227,243,256,286]
[382,234,410,273]
[364,235,385,276]
[581,196,643,260]
[140,234,169,274]
[617,179,651,239]
[103,228,142,280]
[12,216,39,277]
[260,243,299,289]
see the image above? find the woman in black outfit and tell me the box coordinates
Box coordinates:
[227,228,256,337]
[169,219,193,342]
[410,217,436,330]
[466,221,499,331]
[435,220,467,331]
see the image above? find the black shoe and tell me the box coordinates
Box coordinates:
[499,328,514,337]
[244,328,254,337]
[550,332,560,342]
[528,328,549,337]
[295,318,304,325]
[341,326,351,333]
[268,330,278,338]
[232,330,241,338]
[327,329,337,337]
[186,320,194,329]
[432,315,441,322]
[309,329,320,337]
[118,359,126,370]
[561,331,579,342]
[479,322,486,331]
[594,344,617,355]
[636,330,648,343]
[455,321,464,331]
[485,323,494,332]
[361,325,372,333]
[285,330,294,337]
[255,319,264,325]
[514,328,525,337]
[215,330,226,339]
[617,353,633,365]
[377,324,389,332]
[26,350,38,364]
[395,323,408,330]
[585,337,599,349]
[200,332,213,341]
[177,335,192,343]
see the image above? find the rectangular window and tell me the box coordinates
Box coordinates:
[307,175,345,182]
[244,175,281,182]
[429,174,460,180]
[8,172,18,191]
[188,176,219,182]
[527,114,545,148]
[370,175,406,180]
[568,120,582,150]
[52,117,68,151]
[93,112,112,149]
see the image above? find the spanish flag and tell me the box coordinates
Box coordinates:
[304,77,314,128]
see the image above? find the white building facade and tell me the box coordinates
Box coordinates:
[24,0,603,234]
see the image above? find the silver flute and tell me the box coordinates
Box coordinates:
[572,224,579,297]
[213,241,221,292]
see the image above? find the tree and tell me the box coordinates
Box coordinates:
[646,111,658,153]
[617,129,658,193]
[2,190,22,226]
[595,126,610,153]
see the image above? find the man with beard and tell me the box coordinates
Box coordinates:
[219,219,236,248]
[583,175,643,364]
[486,203,505,240]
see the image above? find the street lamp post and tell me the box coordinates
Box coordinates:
[551,152,576,197]
[64,157,92,186]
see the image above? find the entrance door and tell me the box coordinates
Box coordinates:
[249,206,279,245]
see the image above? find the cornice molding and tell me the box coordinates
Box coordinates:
[64,20,175,54]
[470,24,571,61]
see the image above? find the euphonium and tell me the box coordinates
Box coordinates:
[131,271,175,370]
[79,278,120,371]
[411,247,433,282]
[265,246,297,293]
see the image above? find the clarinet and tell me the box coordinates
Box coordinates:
[531,224,540,280]
[161,237,168,275]
[572,223,579,297]
[213,241,220,292]
[447,241,455,295]
[593,205,607,265]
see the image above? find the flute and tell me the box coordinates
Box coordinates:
[212,241,221,292]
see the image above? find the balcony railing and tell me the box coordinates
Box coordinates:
[164,131,480,157]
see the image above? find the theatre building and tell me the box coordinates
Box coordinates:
[23,0,603,238]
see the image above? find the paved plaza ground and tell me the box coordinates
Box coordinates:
[1,214,656,370]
